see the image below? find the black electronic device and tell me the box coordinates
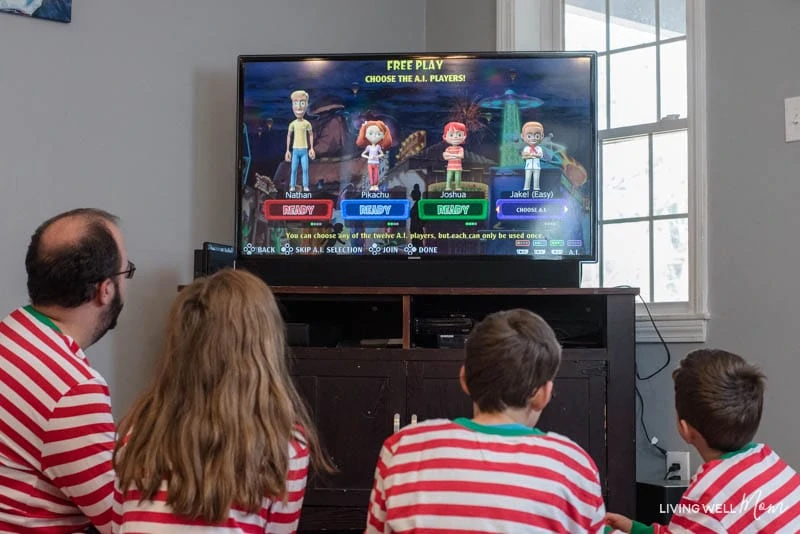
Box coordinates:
[636,480,689,525]
[413,315,474,348]
[436,333,468,348]
[193,242,235,279]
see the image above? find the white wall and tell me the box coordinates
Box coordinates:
[0,0,426,419]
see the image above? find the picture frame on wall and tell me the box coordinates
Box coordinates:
[0,0,71,23]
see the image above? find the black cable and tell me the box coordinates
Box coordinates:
[664,464,680,480]
[614,285,672,458]
[635,383,666,457]
[635,294,671,380]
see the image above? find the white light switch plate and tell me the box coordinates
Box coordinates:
[785,96,800,143]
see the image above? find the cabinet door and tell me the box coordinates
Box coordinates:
[406,360,473,424]
[537,359,608,495]
[291,358,405,508]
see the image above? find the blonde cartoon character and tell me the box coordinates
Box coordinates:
[285,90,315,192]
[521,121,544,191]
[356,121,393,192]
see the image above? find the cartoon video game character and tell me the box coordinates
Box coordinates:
[521,121,544,191]
[442,122,467,191]
[356,120,393,191]
[285,90,315,192]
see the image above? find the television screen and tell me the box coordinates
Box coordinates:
[237,53,596,263]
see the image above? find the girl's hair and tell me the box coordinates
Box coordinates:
[114,268,332,523]
[442,121,467,141]
[356,120,393,149]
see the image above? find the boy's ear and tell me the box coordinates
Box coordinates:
[459,365,470,396]
[530,380,554,412]
[677,417,700,445]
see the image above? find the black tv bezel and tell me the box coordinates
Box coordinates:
[234,51,598,288]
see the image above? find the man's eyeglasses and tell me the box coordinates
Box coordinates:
[115,260,136,280]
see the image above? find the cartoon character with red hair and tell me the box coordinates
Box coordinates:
[442,122,467,191]
[356,120,393,191]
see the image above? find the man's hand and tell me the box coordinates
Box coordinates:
[605,513,633,533]
[309,148,316,160]
[285,151,292,162]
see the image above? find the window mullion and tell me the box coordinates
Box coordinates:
[605,0,611,127]
[598,140,606,288]
[655,0,662,121]
[648,133,655,303]
[599,118,688,140]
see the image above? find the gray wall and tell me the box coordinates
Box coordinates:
[426,0,496,52]
[0,0,425,419]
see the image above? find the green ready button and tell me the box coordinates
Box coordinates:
[418,199,488,221]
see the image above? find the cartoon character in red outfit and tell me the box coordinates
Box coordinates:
[442,122,467,191]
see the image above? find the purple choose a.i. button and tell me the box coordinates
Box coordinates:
[495,198,568,220]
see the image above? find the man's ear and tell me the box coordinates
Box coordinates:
[95,278,114,306]
[530,380,554,412]
[459,365,470,396]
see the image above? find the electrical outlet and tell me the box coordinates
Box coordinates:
[666,451,691,480]
[785,96,800,142]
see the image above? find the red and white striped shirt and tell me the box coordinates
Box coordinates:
[366,418,606,533]
[112,436,309,533]
[444,146,464,171]
[0,306,115,533]
[630,443,800,533]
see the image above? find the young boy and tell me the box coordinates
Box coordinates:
[365,309,607,533]
[606,349,800,533]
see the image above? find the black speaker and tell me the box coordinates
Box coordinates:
[636,480,689,525]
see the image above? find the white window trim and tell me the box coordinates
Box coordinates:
[496,0,709,343]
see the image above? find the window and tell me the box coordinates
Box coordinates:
[496,0,708,342]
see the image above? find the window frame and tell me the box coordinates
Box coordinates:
[496,0,708,342]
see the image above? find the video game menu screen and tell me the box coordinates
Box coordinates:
[238,54,596,260]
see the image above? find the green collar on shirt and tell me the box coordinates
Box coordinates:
[453,417,544,436]
[630,521,654,534]
[718,442,758,460]
[23,305,62,334]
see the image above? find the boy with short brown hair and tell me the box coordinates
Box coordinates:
[606,349,800,533]
[365,309,607,533]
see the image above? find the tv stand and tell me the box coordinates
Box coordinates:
[273,285,638,532]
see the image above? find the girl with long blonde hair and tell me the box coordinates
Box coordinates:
[112,269,331,533]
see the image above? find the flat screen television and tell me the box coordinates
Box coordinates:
[235,52,597,287]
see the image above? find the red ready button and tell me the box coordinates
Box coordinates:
[263,199,334,221]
